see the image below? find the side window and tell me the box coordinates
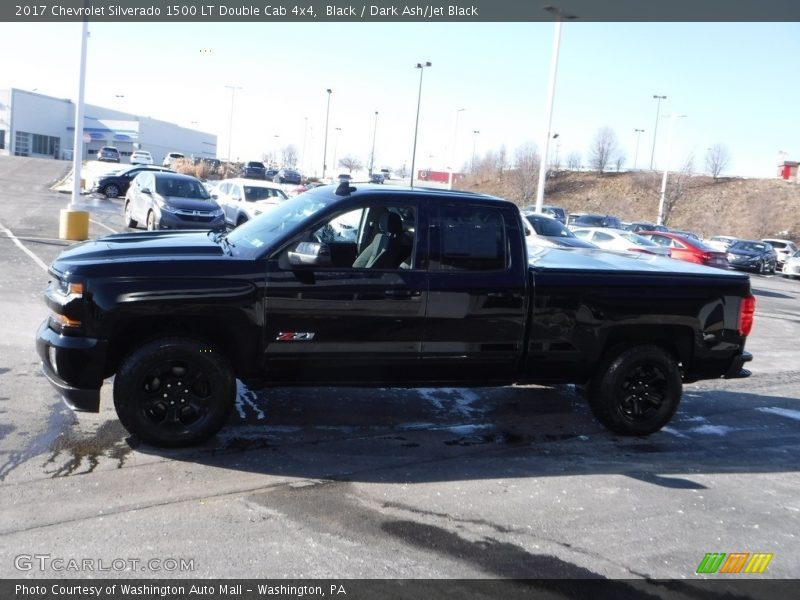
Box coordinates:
[299,204,416,270]
[670,239,686,249]
[433,204,507,271]
[217,182,229,195]
[231,185,242,201]
[594,232,614,242]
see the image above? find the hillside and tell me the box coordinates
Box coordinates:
[457,169,800,241]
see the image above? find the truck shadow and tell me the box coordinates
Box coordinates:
[128,383,800,486]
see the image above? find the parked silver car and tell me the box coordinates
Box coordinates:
[781,249,800,279]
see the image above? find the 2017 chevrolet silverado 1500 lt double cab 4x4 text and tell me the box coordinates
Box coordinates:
[36,184,755,447]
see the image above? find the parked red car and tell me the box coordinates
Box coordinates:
[639,231,729,269]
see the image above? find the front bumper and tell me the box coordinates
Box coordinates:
[35,320,108,412]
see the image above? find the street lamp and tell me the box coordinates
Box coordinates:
[535,4,578,213]
[114,94,124,111]
[322,89,332,179]
[448,107,465,189]
[471,130,480,171]
[301,116,308,172]
[410,61,432,188]
[649,94,667,170]
[633,128,645,169]
[273,134,280,167]
[224,85,242,164]
[333,127,342,172]
[369,111,379,176]
[657,114,687,226]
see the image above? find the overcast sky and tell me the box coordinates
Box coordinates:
[2,21,799,177]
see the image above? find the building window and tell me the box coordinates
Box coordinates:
[31,133,60,157]
[14,131,30,156]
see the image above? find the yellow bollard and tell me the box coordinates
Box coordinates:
[59,208,90,241]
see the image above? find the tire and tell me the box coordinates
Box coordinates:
[587,344,682,436]
[113,338,236,447]
[757,261,765,274]
[104,184,120,198]
[236,215,248,227]
[124,201,137,228]
[146,210,156,231]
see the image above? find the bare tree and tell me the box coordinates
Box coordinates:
[338,155,363,173]
[588,127,619,173]
[509,143,540,206]
[614,152,626,172]
[566,151,581,170]
[705,144,731,180]
[281,145,299,168]
[661,153,695,226]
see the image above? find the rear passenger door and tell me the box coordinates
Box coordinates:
[422,202,528,382]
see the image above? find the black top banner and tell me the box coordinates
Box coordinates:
[3,0,800,22]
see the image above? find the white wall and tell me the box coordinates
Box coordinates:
[0,88,217,163]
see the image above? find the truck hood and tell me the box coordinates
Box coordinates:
[51,230,225,275]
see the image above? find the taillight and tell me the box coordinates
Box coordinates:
[738,295,755,336]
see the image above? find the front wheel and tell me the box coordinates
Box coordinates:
[587,345,682,436]
[104,184,120,198]
[124,201,137,228]
[113,338,236,447]
[146,210,157,231]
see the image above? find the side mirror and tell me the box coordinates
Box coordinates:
[211,194,218,199]
[287,241,331,268]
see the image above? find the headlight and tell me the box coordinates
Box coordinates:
[156,200,179,214]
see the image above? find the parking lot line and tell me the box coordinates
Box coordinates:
[90,219,117,234]
[0,220,49,272]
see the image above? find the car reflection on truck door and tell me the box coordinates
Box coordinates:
[263,200,428,383]
[423,202,528,382]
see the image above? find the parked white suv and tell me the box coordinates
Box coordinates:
[762,238,799,270]
[162,151,185,167]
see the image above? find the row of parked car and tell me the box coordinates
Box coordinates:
[521,206,799,277]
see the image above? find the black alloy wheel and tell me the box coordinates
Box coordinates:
[588,344,682,436]
[113,338,236,447]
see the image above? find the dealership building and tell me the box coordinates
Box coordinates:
[0,87,217,165]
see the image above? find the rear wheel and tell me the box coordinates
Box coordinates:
[236,215,248,227]
[587,345,682,436]
[124,201,137,228]
[113,338,236,447]
[757,260,765,274]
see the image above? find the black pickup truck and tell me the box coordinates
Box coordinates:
[36,184,755,447]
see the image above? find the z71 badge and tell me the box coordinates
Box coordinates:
[276,332,316,341]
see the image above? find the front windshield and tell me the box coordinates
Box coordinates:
[227,189,337,254]
[527,215,573,237]
[156,177,210,199]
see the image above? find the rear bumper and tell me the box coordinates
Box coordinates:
[35,320,107,412]
[724,351,753,379]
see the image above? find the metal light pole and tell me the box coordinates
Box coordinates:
[273,134,280,167]
[301,116,308,172]
[657,114,687,226]
[448,107,465,189]
[535,5,577,213]
[332,127,342,172]
[633,128,645,169]
[60,19,90,241]
[410,61,432,188]
[369,111,378,176]
[649,94,667,170]
[224,85,241,164]
[471,130,480,170]
[322,88,332,179]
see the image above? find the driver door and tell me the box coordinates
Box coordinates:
[262,200,428,385]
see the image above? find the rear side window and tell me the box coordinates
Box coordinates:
[432,204,507,271]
